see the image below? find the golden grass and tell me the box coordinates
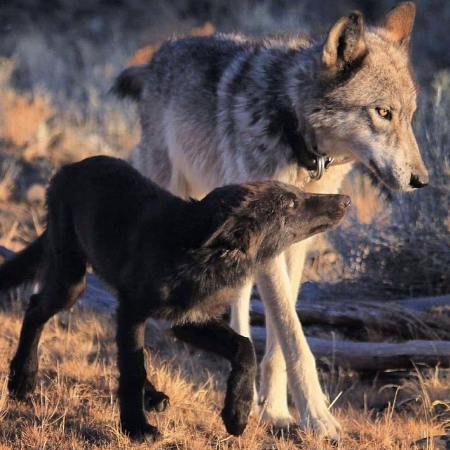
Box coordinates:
[0,57,55,156]
[0,57,138,166]
[127,22,215,66]
[0,305,447,449]
[340,173,386,226]
[0,163,16,203]
[0,88,54,151]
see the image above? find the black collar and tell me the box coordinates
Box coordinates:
[280,105,323,171]
[281,105,352,178]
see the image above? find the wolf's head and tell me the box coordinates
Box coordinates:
[304,2,428,191]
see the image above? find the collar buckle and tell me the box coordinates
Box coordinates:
[309,155,334,181]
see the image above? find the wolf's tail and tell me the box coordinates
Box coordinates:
[0,234,45,290]
[111,65,149,101]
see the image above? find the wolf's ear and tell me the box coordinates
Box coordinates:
[322,12,367,72]
[381,2,415,49]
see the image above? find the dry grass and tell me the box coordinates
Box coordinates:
[0,88,54,151]
[0,304,447,449]
[0,57,138,166]
[0,163,17,204]
[0,4,450,448]
[340,173,386,226]
[127,22,215,66]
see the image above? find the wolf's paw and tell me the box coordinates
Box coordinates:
[259,401,296,429]
[122,423,161,443]
[144,389,170,412]
[300,409,341,443]
[8,365,38,400]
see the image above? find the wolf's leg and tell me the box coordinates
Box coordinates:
[257,252,294,428]
[173,319,256,436]
[229,279,259,409]
[256,252,340,440]
[286,240,340,433]
[258,241,309,427]
[116,307,159,442]
[9,251,86,399]
[258,313,293,428]
[229,281,253,338]
[285,240,308,302]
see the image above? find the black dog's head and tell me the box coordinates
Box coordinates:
[199,181,350,264]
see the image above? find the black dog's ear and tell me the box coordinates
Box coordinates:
[203,216,260,261]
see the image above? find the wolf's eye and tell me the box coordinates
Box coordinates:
[376,107,392,120]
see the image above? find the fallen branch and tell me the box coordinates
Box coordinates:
[251,326,450,371]
[0,244,116,311]
[250,298,450,340]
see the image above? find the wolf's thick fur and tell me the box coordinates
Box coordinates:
[0,156,349,442]
[114,2,428,439]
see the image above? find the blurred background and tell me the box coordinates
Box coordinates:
[1,3,450,447]
[0,0,449,300]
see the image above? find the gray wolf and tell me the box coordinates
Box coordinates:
[113,1,428,440]
[0,156,349,442]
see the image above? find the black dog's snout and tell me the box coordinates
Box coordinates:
[409,173,429,189]
[340,195,351,208]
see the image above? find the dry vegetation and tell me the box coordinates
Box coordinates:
[0,58,138,166]
[0,302,448,450]
[1,0,450,448]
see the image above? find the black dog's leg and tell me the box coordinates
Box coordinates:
[8,293,47,398]
[173,319,256,436]
[116,308,160,443]
[9,254,86,399]
[143,379,170,412]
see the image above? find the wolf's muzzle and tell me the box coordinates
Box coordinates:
[409,173,429,189]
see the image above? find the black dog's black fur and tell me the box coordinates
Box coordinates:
[0,156,350,441]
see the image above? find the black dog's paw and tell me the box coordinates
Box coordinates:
[221,367,255,436]
[123,423,161,443]
[221,397,252,436]
[8,366,38,400]
[221,378,253,436]
[144,390,170,412]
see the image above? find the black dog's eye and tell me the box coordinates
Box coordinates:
[376,107,392,120]
[286,199,295,209]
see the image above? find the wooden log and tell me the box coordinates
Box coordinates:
[392,295,450,313]
[251,326,450,371]
[249,298,450,339]
[0,244,116,311]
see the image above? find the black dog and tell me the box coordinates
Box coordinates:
[0,156,349,442]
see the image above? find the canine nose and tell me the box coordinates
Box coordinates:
[409,173,429,189]
[340,195,351,208]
